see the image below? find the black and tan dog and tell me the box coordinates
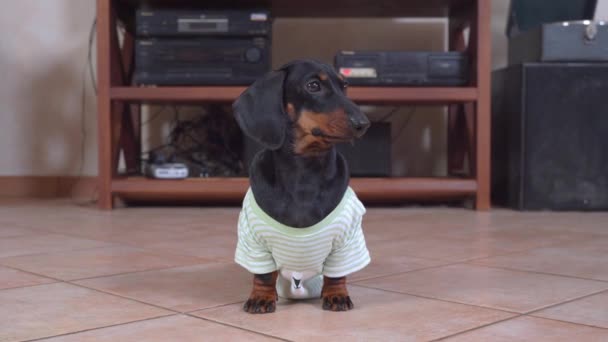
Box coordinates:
[233,60,371,313]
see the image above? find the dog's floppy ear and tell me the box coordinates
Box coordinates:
[233,70,287,150]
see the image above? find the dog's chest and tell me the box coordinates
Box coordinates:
[270,191,338,227]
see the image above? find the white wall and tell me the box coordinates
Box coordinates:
[0,0,97,176]
[597,0,608,20]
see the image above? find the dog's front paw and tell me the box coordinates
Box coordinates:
[321,276,353,311]
[244,272,278,314]
[322,294,354,311]
[243,293,277,314]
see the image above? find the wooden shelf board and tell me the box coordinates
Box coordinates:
[111,177,477,202]
[110,86,477,104]
[116,0,473,18]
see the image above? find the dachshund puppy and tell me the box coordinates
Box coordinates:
[233,60,371,313]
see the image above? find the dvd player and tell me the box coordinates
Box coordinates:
[136,9,271,37]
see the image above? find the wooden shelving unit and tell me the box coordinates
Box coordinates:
[110,86,478,104]
[97,0,491,209]
[112,177,478,202]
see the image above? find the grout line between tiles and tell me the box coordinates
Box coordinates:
[64,280,190,313]
[185,300,245,313]
[0,243,123,262]
[350,283,522,315]
[1,264,281,341]
[66,261,213,282]
[349,261,463,283]
[0,264,184,314]
[0,281,59,292]
[429,288,608,341]
[524,288,608,316]
[349,246,550,284]
[350,259,477,284]
[362,240,581,279]
[66,278,261,319]
[0,247,234,284]
[429,314,526,341]
[524,315,608,331]
[462,263,608,284]
[454,243,578,263]
[0,264,69,284]
[23,313,179,342]
[2,221,236,262]
[351,251,608,291]
[184,312,292,342]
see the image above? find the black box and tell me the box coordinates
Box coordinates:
[243,122,391,177]
[134,37,270,85]
[136,9,271,37]
[492,63,608,210]
[508,21,608,64]
[335,51,468,86]
[506,0,597,37]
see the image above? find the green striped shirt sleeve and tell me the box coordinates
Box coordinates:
[322,206,371,278]
[234,209,278,274]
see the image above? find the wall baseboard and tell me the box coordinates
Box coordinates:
[0,176,97,199]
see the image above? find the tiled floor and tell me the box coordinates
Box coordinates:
[1,199,608,341]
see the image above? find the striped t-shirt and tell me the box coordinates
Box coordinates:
[235,187,371,299]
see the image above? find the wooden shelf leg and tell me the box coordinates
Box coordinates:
[473,0,491,210]
[97,0,113,209]
[448,104,466,174]
[447,15,471,177]
[117,31,140,174]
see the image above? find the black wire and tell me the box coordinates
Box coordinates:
[70,18,97,201]
[172,105,181,127]
[377,107,399,122]
[140,106,181,158]
[88,19,97,93]
[141,105,167,126]
[391,107,416,143]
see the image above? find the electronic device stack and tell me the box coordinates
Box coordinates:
[492,0,608,210]
[134,9,272,85]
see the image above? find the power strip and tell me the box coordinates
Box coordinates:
[145,163,189,179]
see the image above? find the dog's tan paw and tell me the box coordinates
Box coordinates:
[243,294,277,314]
[322,294,354,311]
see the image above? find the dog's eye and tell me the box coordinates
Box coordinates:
[306,80,321,93]
[342,82,348,90]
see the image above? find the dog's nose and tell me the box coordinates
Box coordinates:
[350,116,371,137]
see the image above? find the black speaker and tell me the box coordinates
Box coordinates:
[492,63,608,210]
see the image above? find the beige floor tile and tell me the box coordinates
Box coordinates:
[43,315,278,341]
[533,291,608,328]
[443,316,608,342]
[366,236,512,262]
[0,246,205,280]
[123,231,237,262]
[435,225,594,252]
[193,286,514,342]
[0,233,114,258]
[362,212,474,243]
[0,225,41,238]
[28,213,232,242]
[355,264,608,313]
[76,263,252,312]
[350,245,448,281]
[0,265,54,290]
[42,220,237,262]
[0,282,170,342]
[473,239,608,281]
